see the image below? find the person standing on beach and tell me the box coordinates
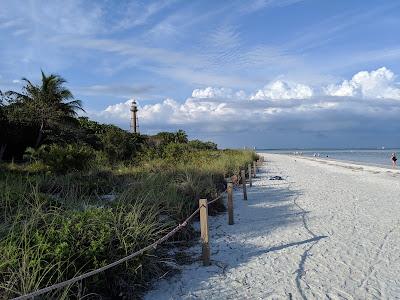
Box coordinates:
[391,153,397,168]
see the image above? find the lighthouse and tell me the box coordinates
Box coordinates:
[130,100,139,134]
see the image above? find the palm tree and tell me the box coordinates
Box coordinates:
[175,129,188,143]
[6,71,84,147]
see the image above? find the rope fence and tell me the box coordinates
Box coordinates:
[12,159,263,300]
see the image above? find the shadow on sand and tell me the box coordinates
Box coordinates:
[146,165,328,299]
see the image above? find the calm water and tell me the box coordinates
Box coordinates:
[258,149,400,167]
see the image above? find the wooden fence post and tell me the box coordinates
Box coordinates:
[241,169,247,201]
[248,164,252,187]
[199,199,210,266]
[227,183,233,225]
[253,161,257,178]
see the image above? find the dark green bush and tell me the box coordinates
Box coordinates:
[100,125,143,163]
[188,139,217,150]
[163,143,190,163]
[25,144,94,173]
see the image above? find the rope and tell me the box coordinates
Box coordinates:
[207,190,225,205]
[12,190,226,300]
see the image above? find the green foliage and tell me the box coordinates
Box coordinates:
[152,131,176,146]
[188,139,218,150]
[23,145,46,162]
[6,71,84,148]
[45,144,94,173]
[76,118,145,164]
[175,129,188,143]
[150,130,188,147]
[163,143,190,163]
[0,192,166,299]
[24,144,94,173]
[1,71,86,160]
[99,125,143,163]
[78,116,106,135]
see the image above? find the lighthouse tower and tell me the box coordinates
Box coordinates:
[130,100,139,134]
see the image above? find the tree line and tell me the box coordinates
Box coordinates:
[0,71,217,167]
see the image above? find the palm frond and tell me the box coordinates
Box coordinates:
[21,77,34,87]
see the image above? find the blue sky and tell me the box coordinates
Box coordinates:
[1,0,400,148]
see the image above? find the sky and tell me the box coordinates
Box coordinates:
[1,0,400,149]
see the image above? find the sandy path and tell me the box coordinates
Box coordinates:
[145,154,400,299]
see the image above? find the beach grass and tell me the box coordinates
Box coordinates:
[0,149,256,299]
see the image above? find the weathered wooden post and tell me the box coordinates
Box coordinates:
[241,169,247,201]
[248,164,252,187]
[227,183,233,225]
[199,198,210,265]
[253,160,257,178]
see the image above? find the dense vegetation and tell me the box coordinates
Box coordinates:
[0,72,257,299]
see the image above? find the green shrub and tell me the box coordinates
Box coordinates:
[188,139,217,150]
[23,145,47,162]
[25,144,94,174]
[100,125,142,163]
[163,143,190,163]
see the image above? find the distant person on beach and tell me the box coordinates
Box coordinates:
[391,153,397,168]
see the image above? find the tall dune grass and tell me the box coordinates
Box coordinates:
[0,149,256,299]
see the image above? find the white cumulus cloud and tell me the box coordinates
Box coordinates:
[250,80,313,100]
[192,87,233,99]
[92,68,400,138]
[103,99,134,120]
[325,67,400,100]
[99,96,241,127]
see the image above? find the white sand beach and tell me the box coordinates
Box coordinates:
[145,154,400,299]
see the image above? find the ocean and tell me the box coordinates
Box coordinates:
[258,149,400,168]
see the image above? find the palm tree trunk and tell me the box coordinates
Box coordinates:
[35,121,44,148]
[0,144,6,161]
